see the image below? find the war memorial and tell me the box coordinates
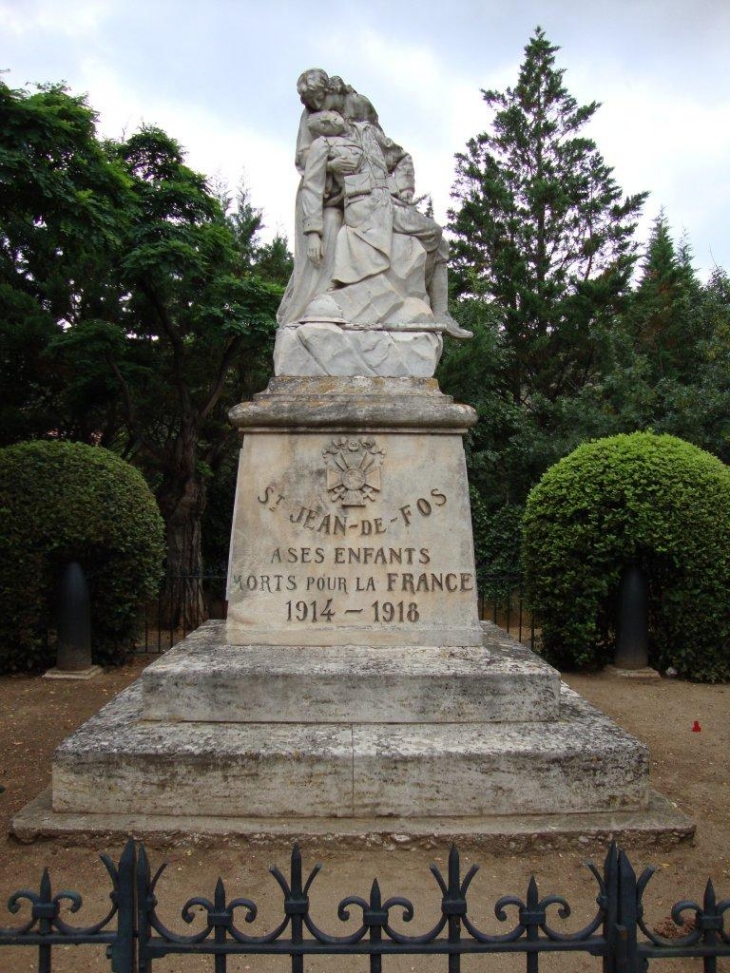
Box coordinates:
[13,69,692,847]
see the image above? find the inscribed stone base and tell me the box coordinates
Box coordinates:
[226,377,483,647]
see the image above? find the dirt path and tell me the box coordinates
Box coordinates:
[0,659,728,971]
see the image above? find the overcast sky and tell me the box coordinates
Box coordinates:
[3,0,729,279]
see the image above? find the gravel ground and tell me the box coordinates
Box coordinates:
[0,656,728,972]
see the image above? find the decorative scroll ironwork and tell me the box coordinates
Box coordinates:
[1,839,729,971]
[0,840,135,972]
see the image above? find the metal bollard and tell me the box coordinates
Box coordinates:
[614,563,649,670]
[55,560,93,671]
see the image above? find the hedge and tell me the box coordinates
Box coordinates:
[522,432,730,681]
[0,441,165,672]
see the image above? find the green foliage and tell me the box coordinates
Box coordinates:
[445,28,648,562]
[468,487,524,592]
[0,441,165,672]
[201,444,239,571]
[627,214,705,383]
[523,432,730,681]
[606,221,730,463]
[0,79,133,446]
[1,79,286,579]
[567,222,730,467]
[449,27,646,405]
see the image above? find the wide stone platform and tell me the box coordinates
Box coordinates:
[51,685,646,819]
[50,623,646,819]
[140,622,560,724]
[13,621,694,846]
[14,789,693,851]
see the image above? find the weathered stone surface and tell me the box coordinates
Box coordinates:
[17,617,693,843]
[227,380,481,648]
[273,323,443,378]
[229,377,477,431]
[351,687,649,817]
[13,787,695,851]
[140,621,561,724]
[53,681,353,818]
[51,675,648,819]
[226,427,482,646]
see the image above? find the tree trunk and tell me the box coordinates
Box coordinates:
[156,428,207,631]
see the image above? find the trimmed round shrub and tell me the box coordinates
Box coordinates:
[0,441,165,672]
[523,432,730,681]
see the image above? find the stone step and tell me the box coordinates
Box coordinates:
[139,622,561,724]
[14,788,695,851]
[53,681,648,819]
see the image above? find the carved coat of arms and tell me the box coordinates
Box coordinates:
[323,438,385,506]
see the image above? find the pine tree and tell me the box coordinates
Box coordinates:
[628,212,704,381]
[449,27,647,405]
[443,28,648,574]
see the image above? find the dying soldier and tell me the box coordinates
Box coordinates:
[299,103,471,339]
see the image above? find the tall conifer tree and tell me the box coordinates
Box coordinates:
[449,28,647,404]
[628,212,704,382]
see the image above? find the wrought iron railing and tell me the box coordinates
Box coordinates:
[1,840,728,971]
[479,572,538,648]
[138,571,228,654]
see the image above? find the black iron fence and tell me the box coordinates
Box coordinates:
[479,572,538,649]
[1,840,728,971]
[139,571,228,654]
[139,572,539,654]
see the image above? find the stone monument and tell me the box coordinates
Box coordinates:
[13,70,692,846]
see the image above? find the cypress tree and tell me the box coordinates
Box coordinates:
[449,27,647,405]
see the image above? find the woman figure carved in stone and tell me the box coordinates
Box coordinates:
[275,69,470,378]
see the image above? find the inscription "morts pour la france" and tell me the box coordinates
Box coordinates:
[230,537,475,625]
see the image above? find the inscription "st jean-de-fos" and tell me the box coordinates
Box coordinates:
[256,486,447,537]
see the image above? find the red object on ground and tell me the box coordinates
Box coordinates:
[692,721,702,732]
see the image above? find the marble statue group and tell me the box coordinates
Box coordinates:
[276,69,472,353]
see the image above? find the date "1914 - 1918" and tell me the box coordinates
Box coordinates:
[286,600,420,623]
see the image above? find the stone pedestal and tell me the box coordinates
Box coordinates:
[226,377,482,647]
[12,378,694,846]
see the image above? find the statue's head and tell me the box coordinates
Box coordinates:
[297,69,330,111]
[345,93,378,125]
[328,76,348,96]
[308,110,346,138]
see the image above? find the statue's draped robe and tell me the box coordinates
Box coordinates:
[277,113,417,327]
